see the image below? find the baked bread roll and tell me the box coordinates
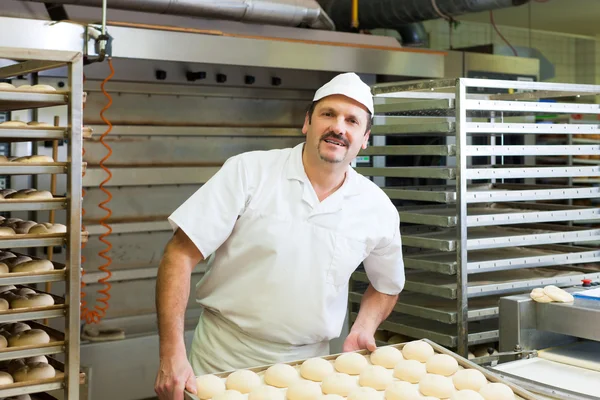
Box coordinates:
[32,84,56,92]
[28,223,66,234]
[5,218,22,224]
[13,362,55,382]
[10,293,55,309]
[13,221,38,234]
[0,370,14,385]
[0,82,15,90]
[0,227,16,236]
[12,155,54,163]
[16,85,33,91]
[7,190,53,201]
[8,329,51,347]
[11,259,53,273]
[0,121,27,127]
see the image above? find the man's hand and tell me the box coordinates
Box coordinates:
[343,329,376,353]
[154,352,197,400]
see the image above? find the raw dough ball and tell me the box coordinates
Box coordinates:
[530,288,552,303]
[225,370,261,394]
[479,383,515,400]
[334,352,368,375]
[385,381,421,400]
[300,357,334,382]
[0,83,15,90]
[0,370,14,384]
[321,372,358,396]
[248,385,285,400]
[347,387,378,400]
[543,285,574,303]
[419,374,455,398]
[370,346,404,368]
[13,362,56,382]
[195,373,226,399]
[426,354,459,376]
[286,380,322,400]
[32,84,56,91]
[452,389,485,400]
[321,395,344,400]
[393,359,427,383]
[11,259,54,273]
[10,293,55,309]
[264,363,299,388]
[452,369,488,391]
[8,329,51,347]
[211,390,244,400]
[358,365,393,390]
[402,340,434,362]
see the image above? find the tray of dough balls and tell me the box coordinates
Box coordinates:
[0,354,74,395]
[0,83,67,112]
[0,218,67,241]
[0,319,64,360]
[0,251,65,283]
[186,339,541,400]
[0,120,93,141]
[0,285,63,323]
[0,189,65,209]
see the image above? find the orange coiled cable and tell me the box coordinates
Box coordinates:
[81,57,114,324]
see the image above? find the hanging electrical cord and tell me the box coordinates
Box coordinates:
[81,58,114,324]
[489,10,518,57]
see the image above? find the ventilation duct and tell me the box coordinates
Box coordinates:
[317,0,529,32]
[18,0,336,30]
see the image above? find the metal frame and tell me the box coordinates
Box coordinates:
[0,46,83,399]
[350,77,600,358]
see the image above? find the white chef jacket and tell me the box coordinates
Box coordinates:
[168,142,404,347]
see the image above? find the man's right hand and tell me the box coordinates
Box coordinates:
[154,353,197,400]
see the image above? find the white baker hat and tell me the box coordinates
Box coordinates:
[313,72,374,116]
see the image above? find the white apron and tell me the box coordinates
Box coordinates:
[189,309,330,375]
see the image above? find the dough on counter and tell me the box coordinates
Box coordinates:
[13,362,56,382]
[530,288,553,303]
[346,387,378,400]
[11,259,54,273]
[369,346,404,368]
[393,359,427,383]
[248,385,284,400]
[384,381,421,400]
[8,328,51,347]
[425,354,459,376]
[419,374,455,399]
[0,83,15,90]
[334,352,368,375]
[195,373,226,400]
[0,370,14,385]
[402,340,434,362]
[321,372,358,396]
[452,389,485,400]
[479,383,515,400]
[225,370,261,394]
[452,369,488,392]
[300,357,334,382]
[358,365,392,390]
[286,380,322,400]
[212,389,244,400]
[264,363,299,388]
[543,285,574,303]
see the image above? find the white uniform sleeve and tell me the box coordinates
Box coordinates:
[362,211,405,295]
[167,155,249,258]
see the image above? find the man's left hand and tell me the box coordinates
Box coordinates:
[343,329,376,352]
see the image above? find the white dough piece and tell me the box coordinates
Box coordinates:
[452,389,485,400]
[334,352,368,375]
[195,373,226,399]
[479,383,515,400]
[452,369,488,391]
[225,370,261,394]
[212,390,245,400]
[530,288,553,303]
[347,387,378,400]
[358,365,392,390]
[0,83,15,90]
[248,385,285,400]
[419,374,456,398]
[384,381,420,400]
[321,372,358,396]
[8,328,51,347]
[13,362,56,382]
[425,354,459,376]
[264,363,299,388]
[300,357,334,382]
[286,380,322,400]
[393,359,427,383]
[369,346,404,368]
[402,340,434,362]
[0,370,14,384]
[543,285,574,303]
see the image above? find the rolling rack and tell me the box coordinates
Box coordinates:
[0,47,86,398]
[349,78,600,358]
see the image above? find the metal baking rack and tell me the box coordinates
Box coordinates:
[349,78,600,358]
[0,47,84,399]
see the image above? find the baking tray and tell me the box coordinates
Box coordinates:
[0,285,65,324]
[0,320,65,362]
[0,196,67,212]
[0,91,68,112]
[370,121,455,136]
[349,290,500,324]
[355,267,600,299]
[403,244,600,275]
[0,162,67,175]
[184,339,540,400]
[383,183,600,204]
[397,202,600,228]
[400,223,600,251]
[0,252,66,286]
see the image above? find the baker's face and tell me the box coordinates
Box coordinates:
[302,95,371,165]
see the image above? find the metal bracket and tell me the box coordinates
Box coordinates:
[84,25,113,65]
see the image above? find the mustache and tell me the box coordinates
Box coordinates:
[320,132,349,147]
